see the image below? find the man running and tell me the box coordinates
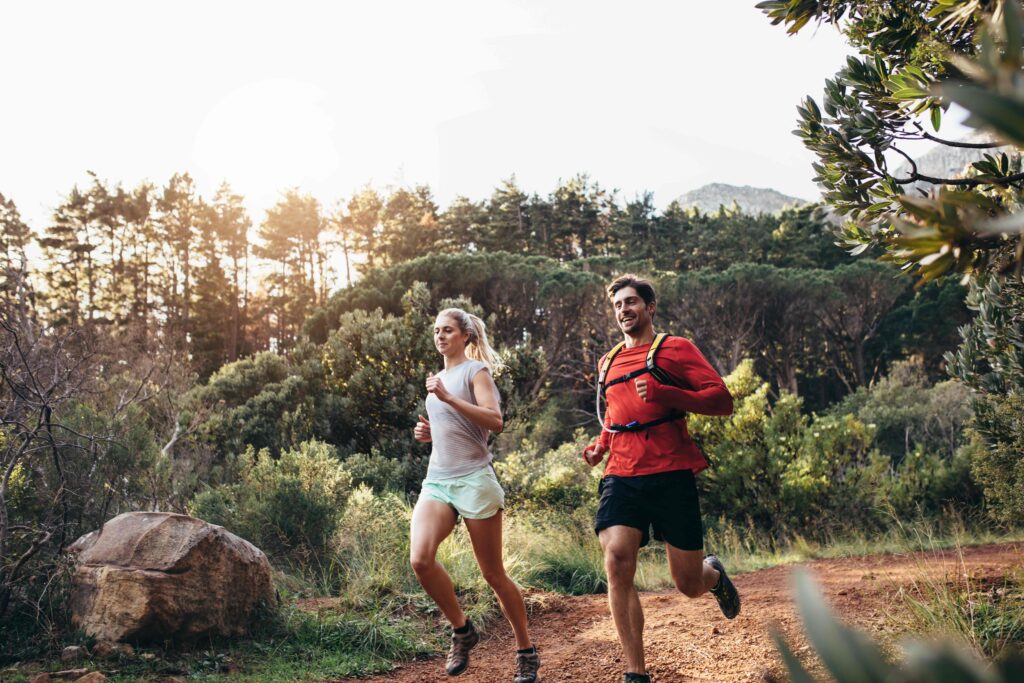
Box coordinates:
[583,274,740,683]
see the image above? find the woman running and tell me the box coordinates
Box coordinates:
[410,308,539,682]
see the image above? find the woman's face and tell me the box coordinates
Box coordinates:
[434,315,469,356]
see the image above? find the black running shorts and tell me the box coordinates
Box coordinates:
[594,469,704,550]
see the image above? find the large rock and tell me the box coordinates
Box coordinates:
[69,512,275,643]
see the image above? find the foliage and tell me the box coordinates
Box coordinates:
[761,0,1024,526]
[691,360,977,536]
[495,430,602,512]
[775,570,1024,683]
[190,440,352,562]
[967,392,1024,525]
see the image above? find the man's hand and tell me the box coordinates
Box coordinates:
[635,378,649,402]
[426,374,452,403]
[414,415,432,443]
[583,442,607,467]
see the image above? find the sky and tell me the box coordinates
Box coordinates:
[2,1,967,231]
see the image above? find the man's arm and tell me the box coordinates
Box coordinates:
[639,339,733,416]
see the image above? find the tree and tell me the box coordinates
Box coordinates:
[256,190,325,350]
[759,0,1023,279]
[342,186,383,271]
[378,185,440,265]
[204,183,252,362]
[760,0,1024,519]
[0,194,33,312]
[155,173,203,346]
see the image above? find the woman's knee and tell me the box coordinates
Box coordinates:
[409,551,436,576]
[480,566,509,589]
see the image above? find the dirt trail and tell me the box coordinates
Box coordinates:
[340,543,1023,683]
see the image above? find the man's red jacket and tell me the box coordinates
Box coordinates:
[594,335,733,477]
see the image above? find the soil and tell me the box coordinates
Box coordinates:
[337,542,1023,683]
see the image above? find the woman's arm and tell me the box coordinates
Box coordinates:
[425,369,503,433]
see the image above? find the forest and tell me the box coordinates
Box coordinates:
[2,0,1023,680]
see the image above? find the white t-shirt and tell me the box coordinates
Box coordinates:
[424,359,499,480]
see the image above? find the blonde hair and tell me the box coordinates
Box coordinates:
[436,308,503,372]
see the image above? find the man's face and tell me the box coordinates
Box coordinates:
[612,286,654,336]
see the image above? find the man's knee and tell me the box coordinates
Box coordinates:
[604,545,637,581]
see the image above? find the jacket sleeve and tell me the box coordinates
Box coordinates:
[648,340,733,416]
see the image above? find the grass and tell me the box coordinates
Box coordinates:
[885,545,1024,662]
[5,502,1023,682]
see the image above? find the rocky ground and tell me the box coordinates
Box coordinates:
[340,543,1023,683]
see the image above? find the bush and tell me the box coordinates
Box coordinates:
[190,440,352,561]
[495,431,602,512]
[968,393,1024,526]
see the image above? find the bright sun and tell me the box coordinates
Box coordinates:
[192,79,340,204]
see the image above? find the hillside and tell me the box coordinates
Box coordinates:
[677,183,810,215]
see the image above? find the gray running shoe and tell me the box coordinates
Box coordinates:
[624,673,651,683]
[705,554,741,619]
[446,620,479,676]
[514,648,540,683]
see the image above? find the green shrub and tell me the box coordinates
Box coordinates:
[189,440,352,561]
[495,430,602,512]
[968,393,1024,526]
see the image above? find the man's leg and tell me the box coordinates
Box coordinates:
[599,525,646,675]
[665,544,719,598]
[666,544,741,618]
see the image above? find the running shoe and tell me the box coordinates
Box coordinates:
[446,620,479,676]
[623,674,651,683]
[705,554,741,619]
[514,647,540,683]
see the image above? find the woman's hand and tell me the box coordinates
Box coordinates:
[414,415,432,443]
[426,374,452,403]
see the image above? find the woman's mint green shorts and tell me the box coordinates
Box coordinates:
[419,466,505,520]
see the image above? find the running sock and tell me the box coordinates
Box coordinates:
[517,646,536,654]
[454,621,472,634]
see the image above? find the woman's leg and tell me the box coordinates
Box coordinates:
[409,498,466,627]
[464,511,533,650]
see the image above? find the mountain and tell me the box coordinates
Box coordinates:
[894,130,1018,196]
[676,183,810,215]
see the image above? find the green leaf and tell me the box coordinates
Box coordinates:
[938,83,1024,146]
[931,105,942,131]
[793,570,894,683]
[901,641,999,683]
[1004,0,1024,61]
[772,630,818,683]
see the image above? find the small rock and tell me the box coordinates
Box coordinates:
[711,626,722,635]
[152,677,185,683]
[61,646,87,663]
[28,674,52,683]
[51,668,89,679]
[73,673,107,683]
[140,653,157,661]
[92,641,134,659]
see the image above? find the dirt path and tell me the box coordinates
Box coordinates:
[340,543,1023,683]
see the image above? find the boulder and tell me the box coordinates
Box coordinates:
[91,641,134,659]
[60,646,87,663]
[72,674,106,683]
[69,512,275,643]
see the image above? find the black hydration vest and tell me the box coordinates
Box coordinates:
[597,332,686,433]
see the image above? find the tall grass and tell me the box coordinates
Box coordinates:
[886,544,1024,661]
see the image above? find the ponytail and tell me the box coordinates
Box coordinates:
[437,308,504,372]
